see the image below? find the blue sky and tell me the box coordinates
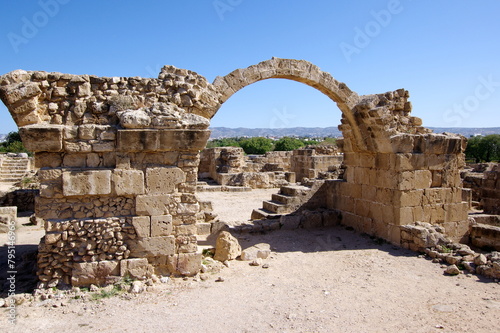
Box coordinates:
[1,0,499,134]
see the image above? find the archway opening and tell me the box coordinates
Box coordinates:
[197,78,346,232]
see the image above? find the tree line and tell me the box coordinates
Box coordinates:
[465,134,500,163]
[206,136,337,154]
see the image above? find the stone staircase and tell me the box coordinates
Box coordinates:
[251,184,312,220]
[0,156,30,183]
[470,214,500,251]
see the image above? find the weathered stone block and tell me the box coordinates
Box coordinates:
[177,202,200,215]
[414,170,432,189]
[71,261,120,287]
[120,258,151,279]
[151,215,173,236]
[63,154,86,168]
[127,236,175,257]
[135,195,174,216]
[62,170,112,196]
[79,124,96,140]
[132,216,150,238]
[167,253,201,276]
[114,169,144,195]
[116,129,159,152]
[19,125,64,152]
[146,167,185,194]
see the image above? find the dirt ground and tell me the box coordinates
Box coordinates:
[1,188,500,333]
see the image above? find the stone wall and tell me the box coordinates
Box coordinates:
[199,146,342,187]
[291,146,343,182]
[0,66,214,287]
[482,164,500,215]
[326,92,468,244]
[0,58,470,286]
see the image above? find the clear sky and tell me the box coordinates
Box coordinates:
[1,0,499,134]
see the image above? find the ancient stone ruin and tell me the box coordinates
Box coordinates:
[0,58,470,287]
[197,145,342,189]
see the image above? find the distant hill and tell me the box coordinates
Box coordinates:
[208,127,500,139]
[1,127,498,143]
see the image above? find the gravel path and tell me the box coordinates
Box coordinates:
[1,189,499,333]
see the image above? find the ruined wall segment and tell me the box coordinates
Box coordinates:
[482,164,500,215]
[0,66,217,286]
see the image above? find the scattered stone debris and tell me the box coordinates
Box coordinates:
[240,243,271,261]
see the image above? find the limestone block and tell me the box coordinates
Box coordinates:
[396,190,423,207]
[398,171,415,190]
[34,153,62,168]
[120,258,151,279]
[86,153,101,168]
[414,170,432,189]
[116,129,159,152]
[92,141,116,152]
[118,110,151,129]
[167,253,202,276]
[196,223,211,235]
[71,261,120,287]
[240,243,271,261]
[135,194,174,216]
[114,169,145,195]
[19,125,64,152]
[151,215,173,236]
[175,224,197,236]
[214,231,241,261]
[62,170,112,196]
[177,203,200,215]
[79,124,96,140]
[132,216,150,238]
[391,134,414,153]
[63,154,86,167]
[158,130,211,152]
[127,236,175,257]
[77,82,91,97]
[146,167,185,194]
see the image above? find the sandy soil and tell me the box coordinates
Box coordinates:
[1,189,500,333]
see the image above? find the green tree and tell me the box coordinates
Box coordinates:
[206,137,241,148]
[0,131,30,154]
[274,137,307,151]
[239,137,274,154]
[465,135,500,162]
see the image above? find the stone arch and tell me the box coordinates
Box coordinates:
[210,58,366,151]
[0,59,469,287]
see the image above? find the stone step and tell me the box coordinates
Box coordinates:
[0,169,26,175]
[470,223,500,251]
[280,185,310,197]
[470,214,500,227]
[250,208,281,221]
[262,200,290,214]
[0,178,24,182]
[271,193,298,205]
